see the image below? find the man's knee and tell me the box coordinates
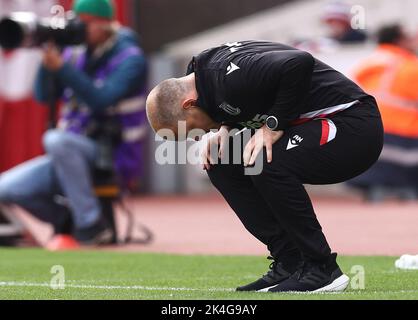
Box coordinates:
[206,164,226,189]
[44,130,97,162]
[250,159,293,188]
[206,162,244,188]
[43,130,73,157]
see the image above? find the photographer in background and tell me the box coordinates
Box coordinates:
[0,0,148,249]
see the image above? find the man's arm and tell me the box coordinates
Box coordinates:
[229,49,315,166]
[234,50,315,130]
[55,54,147,112]
[33,65,64,104]
[267,51,314,130]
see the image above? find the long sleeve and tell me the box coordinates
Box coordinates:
[228,50,315,130]
[33,65,64,104]
[54,54,147,112]
[266,51,314,130]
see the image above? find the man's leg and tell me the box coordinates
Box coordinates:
[251,105,383,264]
[43,130,101,230]
[250,103,383,291]
[0,156,72,234]
[207,162,300,264]
[251,163,331,262]
[207,140,302,291]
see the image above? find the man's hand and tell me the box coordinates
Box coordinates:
[43,42,63,71]
[201,125,230,170]
[243,125,284,167]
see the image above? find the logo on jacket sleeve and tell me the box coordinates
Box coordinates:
[226,62,240,75]
[219,102,241,116]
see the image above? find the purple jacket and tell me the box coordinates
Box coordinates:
[35,28,148,188]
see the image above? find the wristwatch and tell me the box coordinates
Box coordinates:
[265,116,280,131]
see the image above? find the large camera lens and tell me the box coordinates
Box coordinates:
[0,18,24,49]
[0,13,86,49]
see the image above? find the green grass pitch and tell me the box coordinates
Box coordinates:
[0,249,417,300]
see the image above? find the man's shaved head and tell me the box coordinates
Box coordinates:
[146,74,220,140]
[146,78,190,133]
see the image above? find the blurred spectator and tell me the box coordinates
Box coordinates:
[348,24,418,201]
[321,1,367,44]
[293,1,367,54]
[0,0,148,248]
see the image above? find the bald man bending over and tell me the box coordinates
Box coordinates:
[146,41,383,293]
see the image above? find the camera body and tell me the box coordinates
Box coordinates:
[0,11,86,49]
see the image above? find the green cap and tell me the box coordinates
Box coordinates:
[73,0,114,19]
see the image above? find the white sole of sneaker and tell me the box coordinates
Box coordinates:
[257,285,279,293]
[256,274,350,293]
[313,274,350,293]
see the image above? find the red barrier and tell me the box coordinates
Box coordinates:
[0,98,47,172]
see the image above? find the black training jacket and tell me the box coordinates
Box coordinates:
[186,40,374,130]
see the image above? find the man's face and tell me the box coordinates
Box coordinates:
[78,14,112,47]
[154,107,212,142]
[183,103,215,134]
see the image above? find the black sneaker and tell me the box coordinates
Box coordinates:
[74,218,114,245]
[236,256,293,292]
[268,253,349,293]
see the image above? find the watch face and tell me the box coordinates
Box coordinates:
[266,116,278,130]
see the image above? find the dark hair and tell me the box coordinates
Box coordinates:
[377,24,404,45]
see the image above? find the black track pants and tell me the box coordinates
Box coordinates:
[207,101,383,263]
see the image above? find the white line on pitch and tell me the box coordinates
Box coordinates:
[1,281,418,295]
[0,281,235,292]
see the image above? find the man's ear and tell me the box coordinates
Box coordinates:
[182,99,197,110]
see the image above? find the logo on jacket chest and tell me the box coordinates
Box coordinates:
[239,114,268,129]
[219,102,241,116]
[218,102,269,129]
